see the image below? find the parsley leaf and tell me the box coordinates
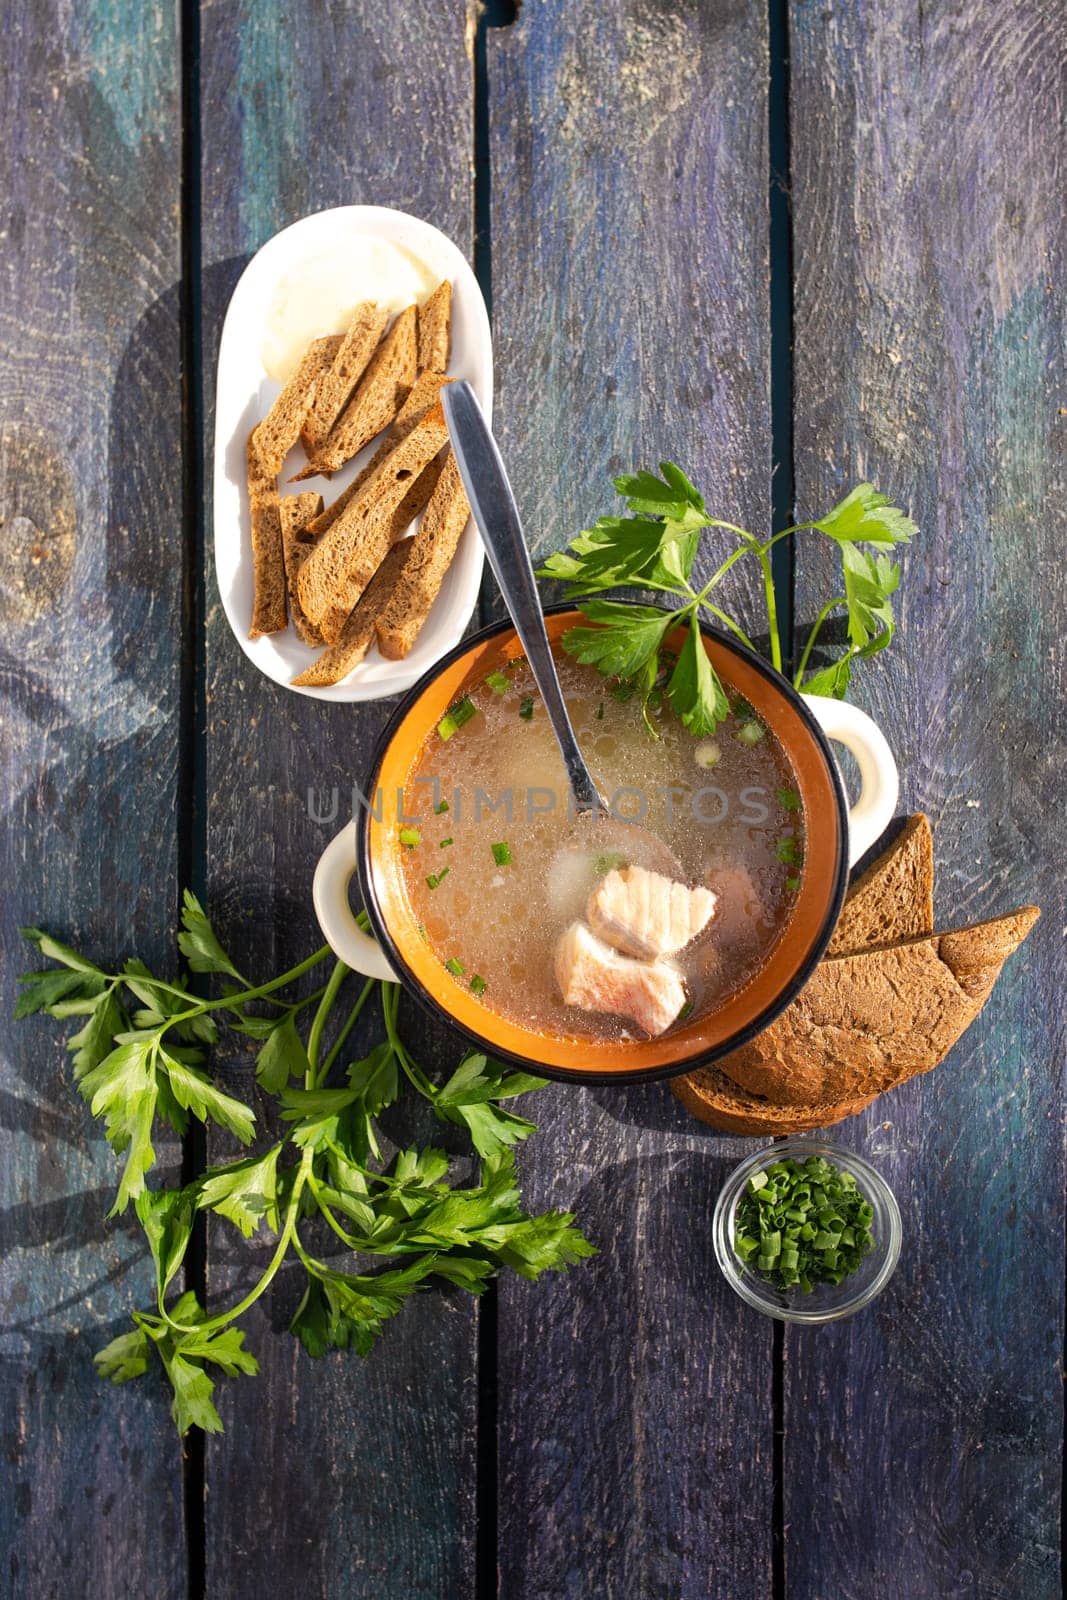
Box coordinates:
[20,927,105,975]
[159,1049,256,1147]
[561,601,676,679]
[668,620,730,736]
[254,1012,309,1093]
[434,1053,546,1159]
[197,1147,282,1238]
[291,1255,442,1358]
[814,482,918,548]
[177,890,242,979]
[15,966,96,1019]
[137,1185,196,1298]
[95,1325,152,1385]
[78,1039,159,1212]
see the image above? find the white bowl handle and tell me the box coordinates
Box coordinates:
[312,820,399,981]
[800,695,899,869]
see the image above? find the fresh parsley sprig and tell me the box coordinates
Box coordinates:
[538,466,916,732]
[17,893,594,1436]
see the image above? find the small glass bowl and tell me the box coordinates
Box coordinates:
[713,1138,902,1324]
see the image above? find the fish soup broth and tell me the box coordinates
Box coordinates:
[398,657,804,1041]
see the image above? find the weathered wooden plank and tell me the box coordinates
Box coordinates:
[198,4,480,1595]
[0,0,187,1593]
[487,5,776,1595]
[788,2,1066,1594]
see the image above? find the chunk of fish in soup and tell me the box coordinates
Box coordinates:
[396,656,805,1041]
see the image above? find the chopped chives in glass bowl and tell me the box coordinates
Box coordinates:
[713,1140,901,1324]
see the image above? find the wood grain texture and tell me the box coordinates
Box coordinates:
[0,0,187,1594]
[486,4,776,1595]
[198,3,480,1594]
[788,2,1067,1595]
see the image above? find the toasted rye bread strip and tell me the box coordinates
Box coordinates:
[298,304,388,460]
[292,543,414,688]
[306,373,453,539]
[297,305,417,479]
[376,453,471,658]
[417,281,452,374]
[253,334,342,477]
[315,452,446,643]
[279,493,325,645]
[296,402,449,629]
[248,496,288,637]
[247,431,275,507]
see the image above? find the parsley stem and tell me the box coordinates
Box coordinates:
[319,978,377,1081]
[755,547,783,672]
[698,603,758,653]
[758,526,803,555]
[163,1149,314,1337]
[304,1168,364,1251]
[381,984,437,1099]
[128,952,333,1013]
[145,948,334,1035]
[305,959,350,1089]
[692,538,760,602]
[793,595,846,686]
[702,516,760,540]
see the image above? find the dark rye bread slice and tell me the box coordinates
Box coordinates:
[248,497,288,637]
[376,452,471,659]
[292,542,414,688]
[306,372,453,540]
[828,813,934,955]
[279,493,325,645]
[670,818,933,1134]
[316,452,446,645]
[296,402,449,632]
[417,281,452,374]
[298,303,388,460]
[246,432,274,501]
[297,305,417,479]
[670,1073,876,1137]
[718,906,1040,1107]
[253,334,342,477]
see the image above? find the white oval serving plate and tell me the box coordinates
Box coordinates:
[213,205,493,701]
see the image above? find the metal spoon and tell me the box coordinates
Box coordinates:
[442,381,607,816]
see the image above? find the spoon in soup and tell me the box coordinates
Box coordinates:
[443,379,607,816]
[442,382,683,885]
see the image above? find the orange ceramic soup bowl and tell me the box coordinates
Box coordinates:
[313,607,898,1084]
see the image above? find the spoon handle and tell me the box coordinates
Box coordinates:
[443,381,603,814]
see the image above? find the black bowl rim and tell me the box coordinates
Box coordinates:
[356,604,850,1085]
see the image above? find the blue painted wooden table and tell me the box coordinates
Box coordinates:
[1,2,1064,1596]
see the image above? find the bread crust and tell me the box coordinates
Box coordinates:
[670,1069,876,1135]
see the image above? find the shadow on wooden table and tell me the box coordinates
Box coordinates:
[588,1076,757,1140]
